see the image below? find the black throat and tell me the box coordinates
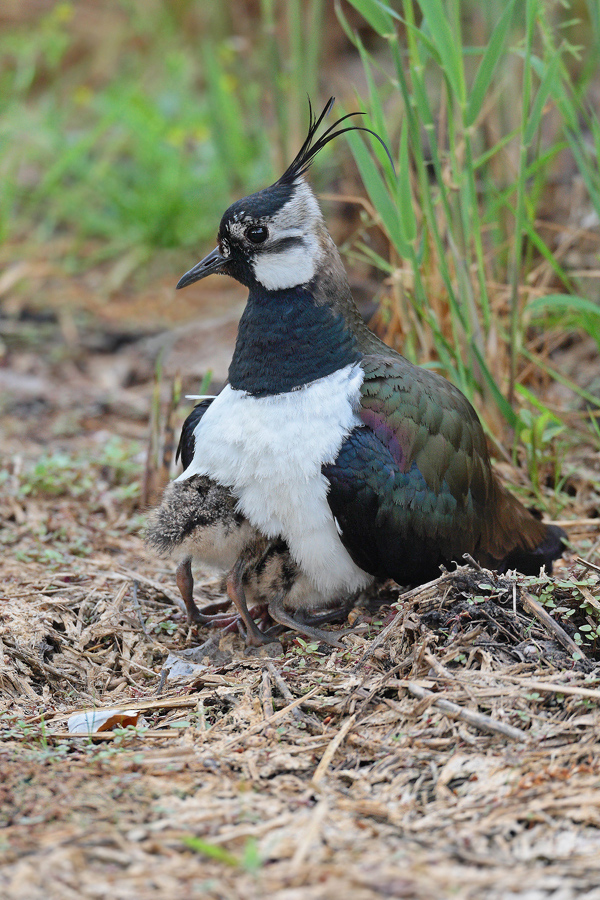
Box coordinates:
[228,284,361,396]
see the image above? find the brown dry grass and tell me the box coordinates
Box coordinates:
[3,547,600,900]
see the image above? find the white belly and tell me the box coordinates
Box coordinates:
[178,364,372,596]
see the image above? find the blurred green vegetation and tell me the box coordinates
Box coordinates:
[1,0,599,479]
[0,1,324,269]
[0,5,260,267]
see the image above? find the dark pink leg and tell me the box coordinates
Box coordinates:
[226,566,274,647]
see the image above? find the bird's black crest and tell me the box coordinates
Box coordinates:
[276,96,395,186]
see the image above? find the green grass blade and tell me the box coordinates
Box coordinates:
[182,836,240,867]
[524,49,562,146]
[520,346,600,411]
[526,294,600,317]
[465,0,517,127]
[564,127,600,221]
[344,0,398,36]
[397,119,416,246]
[353,42,393,172]
[526,294,600,350]
[471,344,519,428]
[345,128,404,255]
[417,0,464,101]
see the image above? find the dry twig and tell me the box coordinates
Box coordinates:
[521,591,585,659]
[312,714,358,784]
[404,682,528,742]
[225,684,323,748]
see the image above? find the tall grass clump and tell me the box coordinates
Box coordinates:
[337,0,600,468]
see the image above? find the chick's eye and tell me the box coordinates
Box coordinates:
[245,225,268,244]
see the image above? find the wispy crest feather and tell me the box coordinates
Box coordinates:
[276,96,395,186]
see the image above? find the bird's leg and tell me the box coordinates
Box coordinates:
[267,592,346,649]
[226,562,273,647]
[175,558,236,626]
[175,557,205,624]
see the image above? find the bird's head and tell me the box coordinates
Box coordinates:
[177,98,392,293]
[178,177,326,291]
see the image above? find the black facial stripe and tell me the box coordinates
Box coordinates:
[268,235,303,252]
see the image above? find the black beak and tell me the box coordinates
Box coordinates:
[176,247,227,289]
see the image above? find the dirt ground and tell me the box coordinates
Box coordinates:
[2,268,600,900]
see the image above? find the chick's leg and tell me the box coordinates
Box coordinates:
[226,561,273,647]
[176,557,204,624]
[176,558,235,625]
[295,604,351,627]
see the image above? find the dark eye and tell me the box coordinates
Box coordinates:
[245,225,268,244]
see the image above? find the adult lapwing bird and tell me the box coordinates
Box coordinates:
[174,98,565,613]
[146,401,348,647]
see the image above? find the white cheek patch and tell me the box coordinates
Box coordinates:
[252,242,316,290]
[250,180,325,290]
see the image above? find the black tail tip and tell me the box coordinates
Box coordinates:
[499,524,567,576]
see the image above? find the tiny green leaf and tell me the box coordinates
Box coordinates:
[182,836,240,867]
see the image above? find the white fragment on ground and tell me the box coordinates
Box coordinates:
[67,708,140,734]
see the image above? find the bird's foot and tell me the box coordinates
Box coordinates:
[191,597,234,619]
[236,619,282,648]
[267,595,347,649]
[176,558,248,627]
[294,604,351,628]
